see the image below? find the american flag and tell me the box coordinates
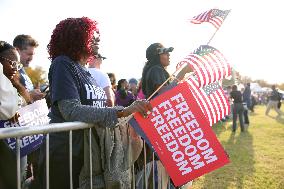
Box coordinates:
[178,45,231,88]
[191,9,231,29]
[185,76,230,126]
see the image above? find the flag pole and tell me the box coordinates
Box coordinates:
[207,9,231,45]
[206,27,220,45]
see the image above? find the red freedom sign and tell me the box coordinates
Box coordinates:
[134,82,230,186]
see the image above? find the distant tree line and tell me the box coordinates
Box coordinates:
[236,72,284,90]
[25,66,47,88]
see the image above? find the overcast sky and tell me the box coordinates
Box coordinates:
[1,0,283,84]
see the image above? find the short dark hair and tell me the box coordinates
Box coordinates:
[0,41,15,55]
[232,85,238,91]
[13,35,39,50]
[107,73,116,85]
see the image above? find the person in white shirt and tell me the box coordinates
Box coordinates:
[0,40,32,189]
[0,40,31,120]
[0,63,18,120]
[88,54,115,107]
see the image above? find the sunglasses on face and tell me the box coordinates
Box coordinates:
[0,56,23,71]
[157,47,174,55]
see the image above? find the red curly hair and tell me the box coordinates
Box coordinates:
[47,17,99,61]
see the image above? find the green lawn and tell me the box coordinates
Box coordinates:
[191,105,284,189]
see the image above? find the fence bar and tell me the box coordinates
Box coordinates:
[0,122,92,139]
[46,134,49,189]
[152,152,155,189]
[143,141,147,189]
[69,130,73,189]
[16,137,21,189]
[89,128,93,189]
[132,165,135,189]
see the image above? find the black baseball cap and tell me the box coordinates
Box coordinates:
[146,43,174,60]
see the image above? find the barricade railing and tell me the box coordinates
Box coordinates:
[0,122,91,189]
[0,122,176,189]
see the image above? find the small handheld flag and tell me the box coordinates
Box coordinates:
[190,9,231,29]
[178,45,231,88]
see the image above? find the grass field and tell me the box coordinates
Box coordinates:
[191,105,284,189]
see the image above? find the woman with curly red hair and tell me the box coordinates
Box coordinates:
[37,17,152,189]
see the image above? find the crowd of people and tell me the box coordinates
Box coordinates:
[0,16,283,189]
[227,83,283,133]
[0,17,193,189]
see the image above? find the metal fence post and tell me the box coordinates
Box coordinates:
[46,134,49,189]
[89,128,93,189]
[16,137,21,189]
[69,130,73,189]
[143,141,147,189]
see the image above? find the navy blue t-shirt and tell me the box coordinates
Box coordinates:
[47,55,107,158]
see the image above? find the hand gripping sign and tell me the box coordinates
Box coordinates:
[0,99,50,157]
[133,82,229,186]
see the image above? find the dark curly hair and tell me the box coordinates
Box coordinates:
[47,17,99,61]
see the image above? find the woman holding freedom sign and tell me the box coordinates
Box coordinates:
[37,17,152,189]
[137,43,192,189]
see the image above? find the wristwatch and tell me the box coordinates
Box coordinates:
[116,106,125,118]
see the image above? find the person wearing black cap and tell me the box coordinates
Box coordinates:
[139,43,192,188]
[142,43,192,99]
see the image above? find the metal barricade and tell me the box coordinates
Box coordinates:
[0,122,181,189]
[0,122,92,189]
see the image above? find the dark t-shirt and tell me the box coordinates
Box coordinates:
[47,55,107,158]
[230,90,243,103]
[144,65,170,99]
[270,89,281,101]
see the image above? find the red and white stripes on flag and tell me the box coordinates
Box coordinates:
[190,9,231,29]
[185,77,230,126]
[178,45,231,88]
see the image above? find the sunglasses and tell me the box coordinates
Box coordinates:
[0,56,23,71]
[157,47,174,55]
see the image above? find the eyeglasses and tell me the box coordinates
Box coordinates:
[94,54,106,60]
[0,56,23,71]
